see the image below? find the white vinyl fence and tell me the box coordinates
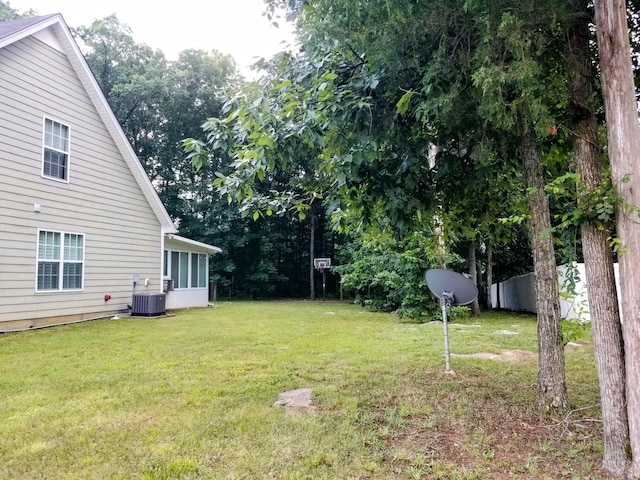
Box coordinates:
[491,263,621,322]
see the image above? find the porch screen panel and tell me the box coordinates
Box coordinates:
[179,252,189,288]
[171,252,179,287]
[191,254,198,288]
[198,254,206,288]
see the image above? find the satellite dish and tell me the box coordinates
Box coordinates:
[424,269,478,306]
[424,269,479,373]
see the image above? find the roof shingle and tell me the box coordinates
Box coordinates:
[0,14,59,42]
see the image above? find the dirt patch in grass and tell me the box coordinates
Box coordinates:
[454,344,584,363]
[453,349,537,362]
[378,364,610,479]
[390,410,611,478]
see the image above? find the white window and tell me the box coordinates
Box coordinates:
[43,118,70,181]
[166,250,207,289]
[37,230,84,291]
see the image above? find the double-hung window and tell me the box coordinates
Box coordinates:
[43,118,70,181]
[37,230,84,291]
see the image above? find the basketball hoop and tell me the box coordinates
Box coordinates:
[314,258,331,298]
[313,257,331,270]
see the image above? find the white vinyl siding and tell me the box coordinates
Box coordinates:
[166,250,207,289]
[36,230,84,291]
[0,35,164,326]
[42,117,70,181]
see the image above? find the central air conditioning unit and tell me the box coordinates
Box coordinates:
[131,292,166,316]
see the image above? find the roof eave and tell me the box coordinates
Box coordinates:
[166,234,223,254]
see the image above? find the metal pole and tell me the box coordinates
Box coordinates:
[322,269,327,298]
[442,297,451,371]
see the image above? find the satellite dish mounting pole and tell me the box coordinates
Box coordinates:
[441,298,451,371]
[424,269,478,374]
[441,291,454,372]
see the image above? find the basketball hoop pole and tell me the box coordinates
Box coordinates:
[313,266,327,298]
[314,258,331,299]
[322,268,327,298]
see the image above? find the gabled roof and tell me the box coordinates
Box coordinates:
[0,14,177,234]
[0,14,58,41]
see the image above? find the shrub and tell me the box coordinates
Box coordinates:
[335,231,462,320]
[451,305,472,320]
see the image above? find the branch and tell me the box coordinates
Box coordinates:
[546,404,602,436]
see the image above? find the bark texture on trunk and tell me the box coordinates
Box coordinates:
[310,214,315,300]
[468,239,481,316]
[569,4,629,476]
[595,0,640,475]
[520,128,569,412]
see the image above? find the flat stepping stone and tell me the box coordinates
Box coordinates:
[273,388,315,412]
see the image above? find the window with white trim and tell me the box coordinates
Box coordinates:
[37,230,84,291]
[43,118,70,181]
[165,250,207,289]
[191,253,207,288]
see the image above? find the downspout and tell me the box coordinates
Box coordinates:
[160,227,170,294]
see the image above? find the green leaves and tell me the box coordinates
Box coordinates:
[336,229,463,319]
[182,46,381,223]
[182,138,208,171]
[396,90,414,115]
[545,171,620,230]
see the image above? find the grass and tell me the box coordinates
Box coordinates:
[0,301,606,479]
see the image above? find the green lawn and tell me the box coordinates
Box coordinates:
[0,302,604,479]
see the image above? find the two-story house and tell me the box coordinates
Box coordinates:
[0,14,221,332]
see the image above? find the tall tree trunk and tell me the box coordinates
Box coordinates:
[310,214,316,300]
[468,238,481,316]
[428,144,448,268]
[486,243,493,310]
[568,4,630,476]
[595,0,640,475]
[520,128,569,412]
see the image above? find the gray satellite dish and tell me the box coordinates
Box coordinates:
[425,269,479,372]
[424,269,478,306]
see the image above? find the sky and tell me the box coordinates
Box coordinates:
[7,0,297,77]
